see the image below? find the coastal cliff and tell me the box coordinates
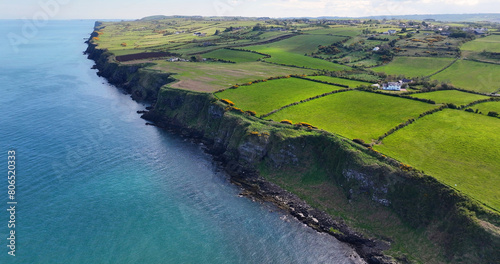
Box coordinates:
[85,34,500,264]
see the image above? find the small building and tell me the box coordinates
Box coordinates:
[372,47,380,51]
[388,30,397,35]
[382,82,402,91]
[474,28,488,35]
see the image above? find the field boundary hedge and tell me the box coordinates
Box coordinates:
[261,60,322,71]
[233,47,345,71]
[294,76,349,88]
[376,105,448,143]
[227,47,272,59]
[375,99,500,144]
[188,34,298,55]
[401,83,495,96]
[213,74,298,93]
[461,97,500,110]
[425,57,460,78]
[464,57,500,66]
[260,87,351,118]
[359,88,436,104]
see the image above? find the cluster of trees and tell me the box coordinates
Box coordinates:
[252,23,267,31]
[367,36,389,41]
[317,45,342,55]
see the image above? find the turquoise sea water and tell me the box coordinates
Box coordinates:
[0,20,361,263]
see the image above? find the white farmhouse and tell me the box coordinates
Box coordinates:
[382,82,402,91]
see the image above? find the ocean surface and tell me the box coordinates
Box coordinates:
[0,20,362,264]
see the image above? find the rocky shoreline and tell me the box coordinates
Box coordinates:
[142,120,395,264]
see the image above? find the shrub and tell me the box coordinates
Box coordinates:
[400,163,413,171]
[231,107,244,113]
[245,110,257,116]
[220,99,235,106]
[280,119,293,125]
[447,103,457,109]
[487,111,499,117]
[295,122,316,129]
[353,138,371,147]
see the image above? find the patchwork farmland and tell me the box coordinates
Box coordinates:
[90,16,500,263]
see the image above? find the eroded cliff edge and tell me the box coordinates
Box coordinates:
[86,36,500,264]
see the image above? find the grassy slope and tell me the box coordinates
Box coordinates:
[372,57,455,77]
[410,90,490,106]
[432,59,500,93]
[202,49,263,62]
[461,35,500,53]
[149,61,315,92]
[216,78,339,115]
[375,109,500,211]
[305,76,373,88]
[262,169,447,263]
[266,91,437,142]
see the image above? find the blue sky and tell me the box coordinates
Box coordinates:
[2,0,500,19]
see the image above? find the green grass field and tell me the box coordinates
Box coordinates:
[147,61,315,92]
[265,51,349,71]
[471,101,500,116]
[202,49,263,63]
[215,78,340,115]
[304,76,373,88]
[304,26,362,36]
[243,46,350,71]
[251,34,347,54]
[431,59,500,93]
[375,109,500,211]
[242,34,350,71]
[461,35,500,53]
[410,90,491,106]
[266,91,437,142]
[372,57,455,77]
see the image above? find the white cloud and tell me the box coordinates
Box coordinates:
[421,0,479,5]
[261,0,489,17]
